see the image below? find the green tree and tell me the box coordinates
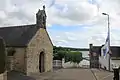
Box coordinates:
[64,51,72,62]
[65,51,83,67]
[53,46,83,65]
[53,46,67,60]
[71,51,83,64]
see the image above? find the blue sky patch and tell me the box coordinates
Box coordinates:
[48,24,89,32]
[49,0,55,7]
[54,4,65,11]
[88,0,97,4]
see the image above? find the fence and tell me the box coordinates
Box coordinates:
[62,58,90,68]
[53,59,90,69]
[53,60,62,68]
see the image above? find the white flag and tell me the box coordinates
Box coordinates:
[101,32,110,58]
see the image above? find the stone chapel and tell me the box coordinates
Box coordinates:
[0,6,53,76]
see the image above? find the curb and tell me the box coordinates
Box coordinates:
[90,69,98,80]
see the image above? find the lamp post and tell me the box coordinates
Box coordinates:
[102,13,110,71]
[102,13,110,36]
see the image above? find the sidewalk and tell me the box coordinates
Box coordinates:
[91,69,113,80]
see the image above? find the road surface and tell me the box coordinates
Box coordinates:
[8,68,115,80]
[31,68,97,80]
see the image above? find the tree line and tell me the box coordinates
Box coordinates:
[53,46,83,64]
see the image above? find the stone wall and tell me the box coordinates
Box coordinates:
[26,28,53,75]
[7,48,26,73]
[0,72,7,80]
[7,56,14,71]
[6,28,53,75]
[0,73,4,80]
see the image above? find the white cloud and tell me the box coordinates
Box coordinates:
[0,0,120,47]
[46,0,98,26]
[0,11,6,19]
[49,0,120,47]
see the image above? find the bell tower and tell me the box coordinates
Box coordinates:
[36,5,47,29]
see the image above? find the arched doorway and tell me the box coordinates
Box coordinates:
[39,51,45,72]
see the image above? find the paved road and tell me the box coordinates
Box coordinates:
[7,68,117,80]
[31,68,97,80]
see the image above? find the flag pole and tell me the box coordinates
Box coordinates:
[102,13,111,71]
[108,14,111,71]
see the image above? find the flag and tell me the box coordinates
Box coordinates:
[100,21,111,70]
[101,31,110,58]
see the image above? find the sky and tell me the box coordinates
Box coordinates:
[0,0,120,48]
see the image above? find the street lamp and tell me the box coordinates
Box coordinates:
[102,13,110,31]
[102,13,111,71]
[102,13,108,15]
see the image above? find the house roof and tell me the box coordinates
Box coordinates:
[92,46,120,57]
[0,24,40,47]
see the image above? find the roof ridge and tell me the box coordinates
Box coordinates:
[0,24,36,28]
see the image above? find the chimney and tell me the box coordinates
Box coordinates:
[89,44,93,51]
[89,44,93,55]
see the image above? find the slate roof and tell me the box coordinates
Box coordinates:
[0,24,40,47]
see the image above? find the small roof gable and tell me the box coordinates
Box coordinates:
[0,24,39,47]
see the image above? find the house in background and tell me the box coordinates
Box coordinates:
[0,6,53,76]
[89,44,120,70]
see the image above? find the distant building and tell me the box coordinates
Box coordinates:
[89,44,120,69]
